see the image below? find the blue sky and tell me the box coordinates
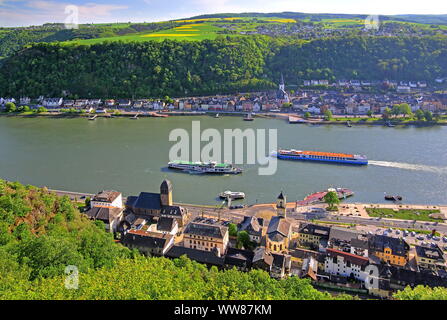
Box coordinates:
[0,0,446,27]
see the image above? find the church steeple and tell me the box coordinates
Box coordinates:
[279,73,285,91]
[276,191,287,218]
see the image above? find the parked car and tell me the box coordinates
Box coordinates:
[417,236,425,240]
[410,231,416,237]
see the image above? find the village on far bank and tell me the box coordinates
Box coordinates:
[65,176,447,300]
[1,77,447,119]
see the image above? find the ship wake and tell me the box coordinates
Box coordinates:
[369,160,447,174]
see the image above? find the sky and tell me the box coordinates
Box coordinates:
[0,0,446,27]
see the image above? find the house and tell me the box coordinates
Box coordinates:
[356,104,371,114]
[147,216,178,236]
[377,264,447,292]
[126,180,188,227]
[271,253,292,279]
[84,206,124,232]
[19,97,31,105]
[350,238,369,257]
[238,216,264,244]
[122,229,174,256]
[415,244,446,271]
[296,223,330,250]
[183,220,229,255]
[224,248,254,271]
[118,99,132,108]
[165,245,225,267]
[74,99,89,108]
[90,190,123,209]
[89,99,102,106]
[252,247,274,272]
[397,86,411,93]
[368,234,410,267]
[42,98,63,108]
[63,100,74,107]
[308,106,321,114]
[328,227,363,252]
[324,248,369,282]
[105,99,115,107]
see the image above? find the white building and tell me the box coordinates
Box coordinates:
[356,104,371,114]
[90,190,123,209]
[397,86,411,93]
[324,248,369,282]
[308,106,321,114]
[42,98,63,108]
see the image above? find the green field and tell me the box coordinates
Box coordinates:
[71,17,295,44]
[366,208,442,222]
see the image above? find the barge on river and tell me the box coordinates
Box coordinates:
[273,149,368,165]
[168,160,242,174]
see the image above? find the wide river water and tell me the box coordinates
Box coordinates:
[1,116,446,205]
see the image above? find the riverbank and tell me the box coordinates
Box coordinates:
[2,110,447,126]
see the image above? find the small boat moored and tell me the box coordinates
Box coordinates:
[385,194,403,201]
[243,113,254,121]
[219,191,246,200]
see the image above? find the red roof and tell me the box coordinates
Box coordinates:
[326,248,369,266]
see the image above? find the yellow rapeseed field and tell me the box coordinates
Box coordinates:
[142,34,198,37]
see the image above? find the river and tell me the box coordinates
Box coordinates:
[0,116,446,205]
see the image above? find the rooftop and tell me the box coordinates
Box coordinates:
[92,190,121,203]
[184,221,228,239]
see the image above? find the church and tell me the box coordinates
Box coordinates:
[266,191,292,254]
[276,73,290,103]
[126,180,188,227]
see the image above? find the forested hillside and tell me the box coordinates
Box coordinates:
[0,179,340,300]
[0,35,446,99]
[0,22,180,59]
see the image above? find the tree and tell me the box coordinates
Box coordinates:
[323,191,340,211]
[382,107,392,120]
[391,104,401,117]
[36,106,47,113]
[304,112,311,119]
[323,109,333,121]
[367,110,373,118]
[228,223,238,237]
[4,102,16,113]
[415,109,425,121]
[394,286,447,300]
[399,103,412,118]
[236,231,251,249]
[84,197,91,208]
[424,110,433,122]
